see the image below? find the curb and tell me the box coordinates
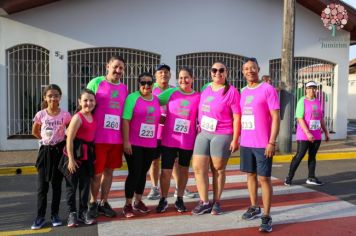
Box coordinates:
[1,152,356,176]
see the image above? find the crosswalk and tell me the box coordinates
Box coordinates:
[96,165,356,235]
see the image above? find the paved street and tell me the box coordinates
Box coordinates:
[1,158,356,235]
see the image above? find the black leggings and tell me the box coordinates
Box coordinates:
[287,140,321,179]
[124,145,156,199]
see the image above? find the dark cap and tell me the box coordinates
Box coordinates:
[156,63,171,71]
[243,57,259,67]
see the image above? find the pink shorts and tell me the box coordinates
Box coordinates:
[94,143,123,174]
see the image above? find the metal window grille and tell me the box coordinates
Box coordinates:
[270,57,335,132]
[176,52,249,91]
[68,47,161,114]
[6,44,49,138]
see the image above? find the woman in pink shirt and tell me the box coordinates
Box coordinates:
[192,62,241,215]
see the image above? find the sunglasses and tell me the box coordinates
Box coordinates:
[139,81,153,86]
[211,68,225,74]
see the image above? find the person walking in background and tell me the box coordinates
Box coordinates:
[192,61,241,216]
[87,56,128,218]
[239,58,280,233]
[31,84,72,230]
[64,89,97,227]
[155,67,200,213]
[285,81,330,186]
[122,73,161,218]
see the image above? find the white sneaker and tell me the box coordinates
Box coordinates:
[147,186,160,200]
[174,188,198,199]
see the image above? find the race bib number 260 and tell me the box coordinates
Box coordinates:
[104,114,120,130]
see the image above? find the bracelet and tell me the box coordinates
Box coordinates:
[268,143,276,146]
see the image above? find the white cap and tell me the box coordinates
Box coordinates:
[305,81,318,87]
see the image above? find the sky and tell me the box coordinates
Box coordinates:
[343,0,356,60]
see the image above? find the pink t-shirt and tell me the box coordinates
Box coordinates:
[296,97,323,141]
[198,85,241,135]
[33,109,71,146]
[159,88,200,150]
[123,91,161,148]
[87,76,128,144]
[240,82,280,148]
[153,84,174,140]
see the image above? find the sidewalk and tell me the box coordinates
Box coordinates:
[1,136,356,174]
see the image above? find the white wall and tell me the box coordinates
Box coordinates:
[0,0,351,150]
[349,74,356,121]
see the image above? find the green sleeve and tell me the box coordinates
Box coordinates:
[158,87,178,105]
[123,91,140,120]
[200,82,212,92]
[87,76,105,94]
[295,97,305,118]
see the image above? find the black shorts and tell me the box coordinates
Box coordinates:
[152,140,162,160]
[161,146,193,169]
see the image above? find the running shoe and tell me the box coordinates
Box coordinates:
[122,204,135,218]
[78,211,96,225]
[88,201,98,218]
[284,177,292,186]
[98,201,117,217]
[241,206,262,220]
[67,212,79,227]
[211,201,222,215]
[147,186,160,200]
[31,216,46,230]
[306,177,324,186]
[156,198,168,213]
[259,215,273,233]
[174,188,198,199]
[174,198,187,212]
[50,214,62,227]
[133,200,150,213]
[191,201,212,215]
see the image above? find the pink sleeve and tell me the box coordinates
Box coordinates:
[231,87,241,115]
[267,86,280,111]
[33,110,43,124]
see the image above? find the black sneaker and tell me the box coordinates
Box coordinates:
[51,214,62,227]
[78,211,96,225]
[98,201,117,218]
[31,216,46,230]
[191,201,212,215]
[67,212,79,227]
[88,202,98,218]
[156,198,168,213]
[241,206,262,220]
[284,177,292,186]
[259,215,273,233]
[174,198,187,213]
[306,177,324,186]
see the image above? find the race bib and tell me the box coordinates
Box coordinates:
[309,120,321,131]
[104,114,120,130]
[241,115,255,130]
[201,115,217,132]
[139,123,155,138]
[173,118,190,134]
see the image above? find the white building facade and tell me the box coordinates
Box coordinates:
[0,0,353,150]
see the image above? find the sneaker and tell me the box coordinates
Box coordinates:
[88,202,98,218]
[259,215,273,233]
[306,177,324,186]
[174,198,187,213]
[284,177,292,186]
[98,201,117,218]
[31,216,46,230]
[156,198,168,213]
[133,201,150,213]
[191,201,212,215]
[78,211,96,225]
[174,188,198,199]
[122,204,135,218]
[147,186,160,200]
[241,206,262,220]
[67,212,79,227]
[51,214,62,227]
[211,201,222,215]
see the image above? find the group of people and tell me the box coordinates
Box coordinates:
[30,55,329,233]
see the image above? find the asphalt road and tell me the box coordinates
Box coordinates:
[0,158,355,235]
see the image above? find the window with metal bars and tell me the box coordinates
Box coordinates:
[176,52,249,92]
[6,44,49,138]
[269,57,335,132]
[67,47,161,114]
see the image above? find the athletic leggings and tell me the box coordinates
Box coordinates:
[124,145,156,199]
[287,140,321,179]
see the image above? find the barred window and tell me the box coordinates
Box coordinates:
[6,44,49,138]
[68,47,161,114]
[176,52,249,92]
[270,57,335,132]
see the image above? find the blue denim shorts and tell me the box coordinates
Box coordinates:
[240,146,273,177]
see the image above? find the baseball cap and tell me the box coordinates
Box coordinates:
[243,57,259,67]
[305,81,318,87]
[156,63,170,71]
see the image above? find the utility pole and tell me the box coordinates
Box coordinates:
[279,0,295,153]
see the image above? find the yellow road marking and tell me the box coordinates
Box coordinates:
[0,228,51,236]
